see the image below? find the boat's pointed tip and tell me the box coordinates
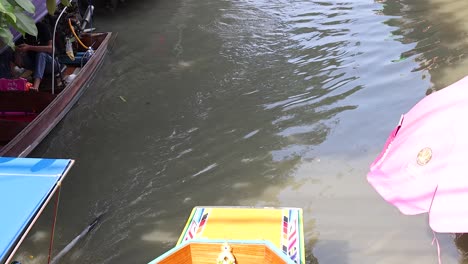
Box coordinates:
[89,212,105,231]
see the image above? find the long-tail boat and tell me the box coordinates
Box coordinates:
[0,0,112,157]
[148,206,305,264]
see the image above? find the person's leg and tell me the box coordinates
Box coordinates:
[32,52,53,91]
[10,52,34,81]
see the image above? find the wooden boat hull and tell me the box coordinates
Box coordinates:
[149,240,294,264]
[148,206,305,264]
[0,32,112,157]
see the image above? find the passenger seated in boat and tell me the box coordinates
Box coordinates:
[0,48,14,78]
[11,21,59,91]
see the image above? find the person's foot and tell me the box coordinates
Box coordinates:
[32,78,41,92]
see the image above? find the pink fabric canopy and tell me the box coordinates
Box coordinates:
[368,75,468,233]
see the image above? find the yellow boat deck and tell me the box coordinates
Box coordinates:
[177,206,304,264]
[148,206,304,264]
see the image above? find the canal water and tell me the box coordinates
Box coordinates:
[13,0,468,263]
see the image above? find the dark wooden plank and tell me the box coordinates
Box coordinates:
[80,33,108,51]
[0,92,55,113]
[0,120,29,144]
[64,66,77,76]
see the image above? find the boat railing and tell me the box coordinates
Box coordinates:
[52,3,95,95]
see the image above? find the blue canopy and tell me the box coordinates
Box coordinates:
[0,0,60,53]
[11,0,61,41]
[32,0,60,22]
[0,157,74,263]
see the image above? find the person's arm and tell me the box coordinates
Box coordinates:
[16,40,53,54]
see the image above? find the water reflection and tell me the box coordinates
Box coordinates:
[455,234,468,264]
[11,0,457,263]
[376,0,468,262]
[23,0,335,262]
[379,0,468,92]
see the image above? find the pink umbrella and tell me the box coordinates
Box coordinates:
[368,75,468,233]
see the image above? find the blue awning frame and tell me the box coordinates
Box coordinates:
[0,157,75,264]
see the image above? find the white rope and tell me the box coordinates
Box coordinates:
[52,6,69,95]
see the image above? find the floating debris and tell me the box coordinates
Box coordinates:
[391,56,408,63]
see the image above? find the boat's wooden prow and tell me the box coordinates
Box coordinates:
[148,207,305,264]
[151,241,293,264]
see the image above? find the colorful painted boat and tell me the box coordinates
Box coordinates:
[148,206,305,264]
[0,157,74,264]
[0,2,113,157]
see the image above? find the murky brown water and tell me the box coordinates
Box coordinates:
[11,0,468,263]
